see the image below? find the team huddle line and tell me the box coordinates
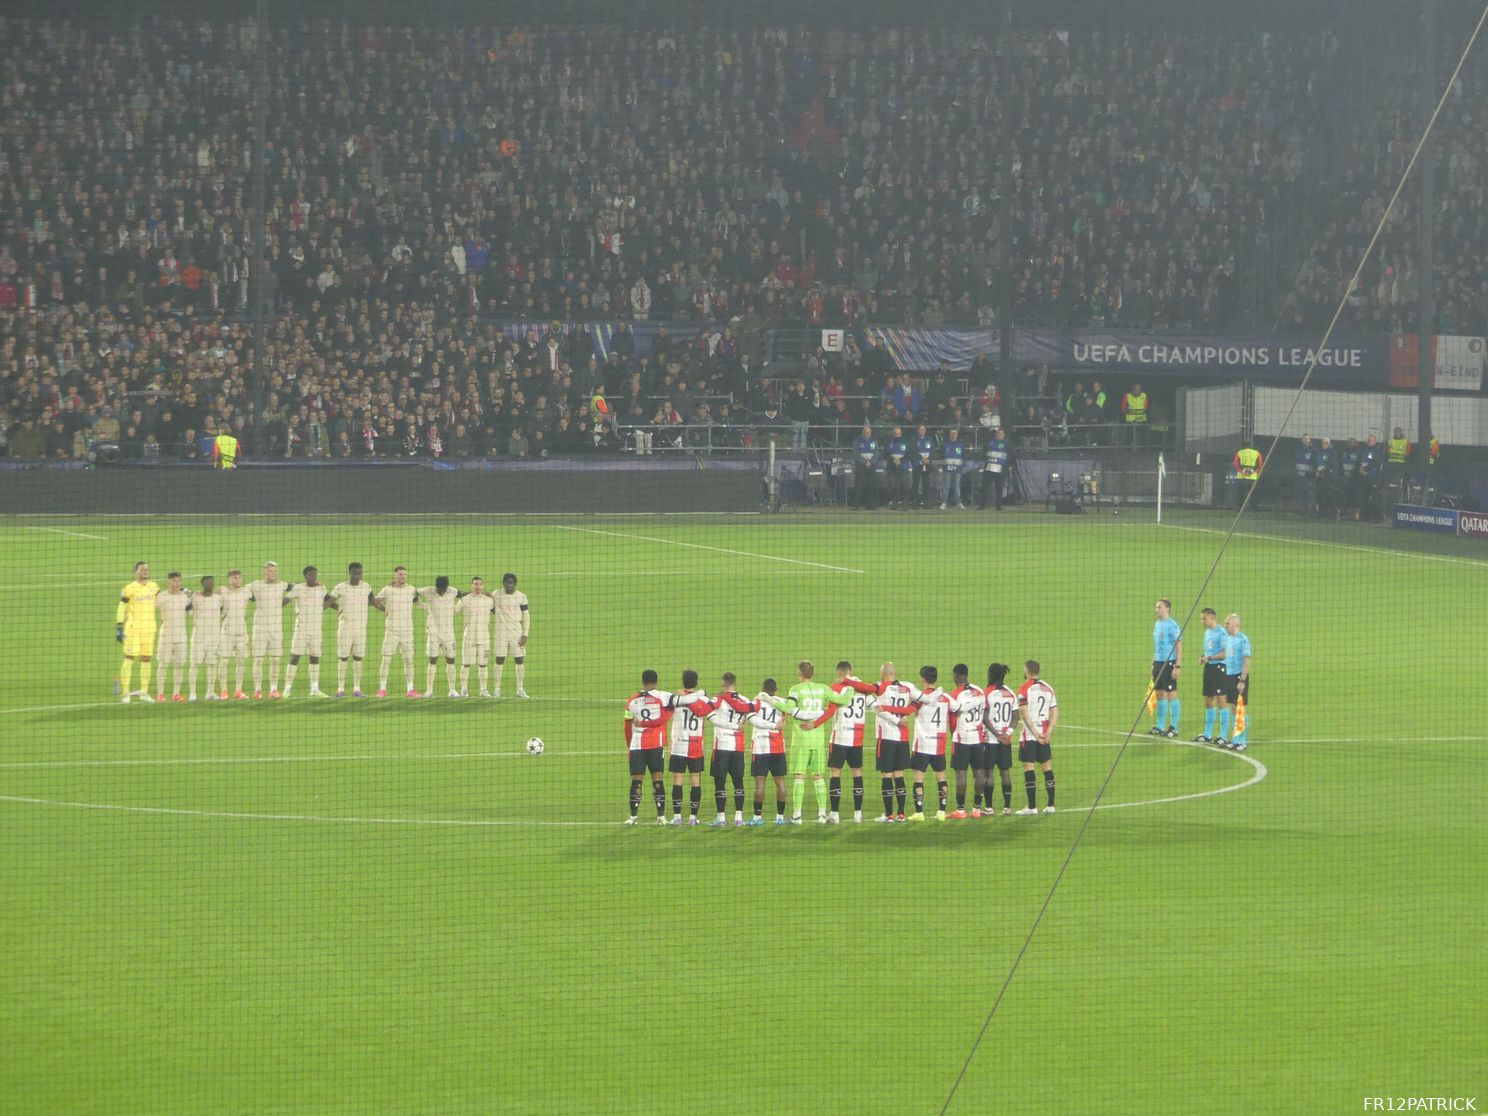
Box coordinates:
[622,659,1059,828]
[114,562,532,702]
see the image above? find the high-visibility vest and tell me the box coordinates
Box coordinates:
[1124,392,1148,423]
[1386,436,1410,464]
[213,434,239,469]
[590,392,611,423]
[1427,437,1439,465]
[1235,448,1262,480]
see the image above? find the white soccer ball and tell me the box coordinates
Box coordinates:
[525,737,545,756]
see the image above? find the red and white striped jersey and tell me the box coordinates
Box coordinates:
[707,692,753,753]
[874,680,918,742]
[983,685,1018,742]
[748,699,787,755]
[911,685,952,755]
[948,684,988,744]
[827,677,875,747]
[625,689,673,750]
[667,689,715,758]
[1017,679,1058,743]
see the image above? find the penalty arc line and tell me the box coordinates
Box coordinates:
[0,743,1264,825]
[15,526,109,541]
[553,524,865,574]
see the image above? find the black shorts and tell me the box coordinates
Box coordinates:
[910,752,948,773]
[1151,661,1178,693]
[710,751,746,782]
[828,743,864,770]
[951,743,985,771]
[1222,675,1248,703]
[629,748,664,776]
[668,755,704,775]
[751,754,788,778]
[1203,663,1229,698]
[875,738,911,772]
[1018,739,1052,764]
[991,741,1013,771]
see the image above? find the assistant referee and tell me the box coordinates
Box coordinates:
[1148,598,1182,738]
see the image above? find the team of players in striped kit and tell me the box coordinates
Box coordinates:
[623,659,1058,827]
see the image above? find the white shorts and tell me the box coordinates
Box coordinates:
[381,629,414,657]
[426,634,456,660]
[461,639,489,667]
[336,625,367,660]
[190,638,220,665]
[220,631,248,659]
[251,627,283,658]
[291,625,324,658]
[494,634,525,659]
[156,634,188,665]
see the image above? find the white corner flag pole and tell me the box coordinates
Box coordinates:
[1156,452,1166,524]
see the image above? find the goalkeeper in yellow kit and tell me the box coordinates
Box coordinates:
[116,561,161,703]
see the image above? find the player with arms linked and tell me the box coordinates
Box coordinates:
[624,669,672,826]
[1016,661,1059,815]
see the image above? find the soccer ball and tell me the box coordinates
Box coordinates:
[525,737,545,756]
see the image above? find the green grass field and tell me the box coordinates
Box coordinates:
[0,509,1483,1114]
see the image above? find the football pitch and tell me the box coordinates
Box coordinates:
[0,509,1483,1114]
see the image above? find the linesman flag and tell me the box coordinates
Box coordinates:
[1233,695,1247,736]
[1146,682,1157,716]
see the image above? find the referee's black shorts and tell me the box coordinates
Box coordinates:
[1151,660,1178,693]
[1222,674,1249,704]
[1203,663,1228,698]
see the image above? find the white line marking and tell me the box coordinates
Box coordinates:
[0,750,614,769]
[1161,523,1488,569]
[0,741,1264,825]
[553,525,865,574]
[0,696,604,716]
[17,526,108,541]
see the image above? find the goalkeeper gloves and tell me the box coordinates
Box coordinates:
[115,623,124,643]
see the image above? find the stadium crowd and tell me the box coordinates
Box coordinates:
[0,18,1476,461]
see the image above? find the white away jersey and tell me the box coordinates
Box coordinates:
[948,684,987,745]
[330,581,376,630]
[495,590,529,633]
[287,582,329,628]
[248,580,289,631]
[190,592,224,643]
[378,584,419,632]
[156,590,192,640]
[419,588,460,642]
[218,585,251,635]
[457,593,495,641]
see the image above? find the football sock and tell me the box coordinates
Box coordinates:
[235,661,246,693]
[671,784,683,817]
[337,659,348,691]
[268,661,279,692]
[139,659,152,694]
[352,659,363,691]
[1169,699,1181,733]
[1155,698,1169,731]
[754,796,764,818]
[714,777,728,816]
[309,663,320,689]
[937,781,948,812]
[829,776,842,813]
[120,658,133,694]
[284,663,298,692]
[171,667,181,697]
[652,780,666,817]
[629,780,642,818]
[1204,706,1216,737]
[733,787,745,816]
[188,662,198,697]
[1219,707,1233,740]
[491,663,504,693]
[446,661,457,691]
[515,664,525,691]
[775,798,786,818]
[894,776,907,814]
[1002,780,1013,809]
[379,656,391,691]
[956,778,967,809]
[689,785,701,817]
[790,776,804,816]
[426,661,439,692]
[912,783,924,813]
[814,777,828,813]
[1044,771,1056,806]
[851,776,864,812]
[1024,770,1038,808]
[881,778,895,816]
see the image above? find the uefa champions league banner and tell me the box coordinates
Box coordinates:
[859,327,1389,383]
[1392,504,1488,540]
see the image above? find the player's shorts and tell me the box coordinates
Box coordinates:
[1151,660,1178,693]
[751,753,788,778]
[668,754,705,775]
[494,634,524,659]
[155,635,187,665]
[828,743,864,770]
[1019,739,1052,764]
[290,626,323,659]
[629,747,664,776]
[910,751,948,773]
[336,626,367,659]
[990,741,1013,770]
[1222,674,1248,703]
[461,639,489,667]
[710,750,746,782]
[381,628,414,657]
[251,628,283,658]
[123,627,155,658]
[951,742,986,771]
[789,742,827,776]
[220,630,249,659]
[1203,662,1228,698]
[189,638,220,666]
[426,634,456,660]
[875,738,911,772]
